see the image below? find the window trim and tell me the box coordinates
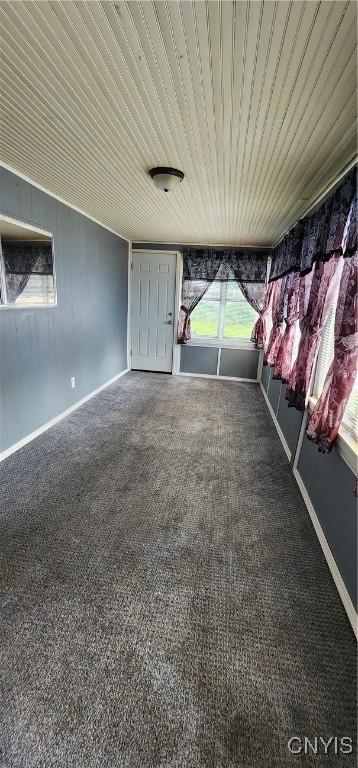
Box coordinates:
[190,280,258,347]
[186,338,256,350]
[0,214,57,310]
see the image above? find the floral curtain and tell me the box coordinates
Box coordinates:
[306,252,358,451]
[251,281,274,349]
[182,249,223,282]
[264,277,286,366]
[286,253,344,410]
[269,167,356,282]
[178,247,268,344]
[221,249,268,284]
[342,192,357,257]
[272,272,300,382]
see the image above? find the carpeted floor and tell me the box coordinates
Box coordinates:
[0,372,356,768]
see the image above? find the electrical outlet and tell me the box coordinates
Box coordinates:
[71,376,76,389]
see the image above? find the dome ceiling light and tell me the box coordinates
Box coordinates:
[149,167,184,193]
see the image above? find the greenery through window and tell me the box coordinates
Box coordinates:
[191,280,258,340]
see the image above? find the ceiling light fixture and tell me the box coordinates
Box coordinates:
[149,167,184,193]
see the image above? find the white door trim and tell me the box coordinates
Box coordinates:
[173,250,183,374]
[131,249,179,374]
[127,243,133,370]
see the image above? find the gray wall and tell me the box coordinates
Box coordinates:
[298,438,357,610]
[134,243,261,381]
[0,167,128,453]
[180,346,218,375]
[262,363,357,611]
[180,345,259,379]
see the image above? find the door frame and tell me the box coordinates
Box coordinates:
[129,248,181,374]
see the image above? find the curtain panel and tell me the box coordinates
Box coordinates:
[264,278,286,367]
[286,254,344,410]
[306,252,357,452]
[178,279,217,344]
[272,272,300,382]
[182,248,268,283]
[269,166,356,282]
[178,247,268,344]
[251,281,274,349]
[342,192,357,257]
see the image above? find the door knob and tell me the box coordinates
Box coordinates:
[166,320,173,325]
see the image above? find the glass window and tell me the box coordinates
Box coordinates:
[191,281,258,341]
[0,216,55,308]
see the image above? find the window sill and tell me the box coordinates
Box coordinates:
[308,396,357,474]
[184,338,257,351]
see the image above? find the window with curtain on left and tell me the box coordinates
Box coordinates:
[0,215,56,308]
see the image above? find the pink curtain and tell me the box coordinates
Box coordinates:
[264,277,286,366]
[251,282,274,349]
[286,253,343,410]
[306,252,357,451]
[272,272,300,382]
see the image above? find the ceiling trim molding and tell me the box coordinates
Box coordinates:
[0,161,130,243]
[133,241,273,250]
[273,156,358,249]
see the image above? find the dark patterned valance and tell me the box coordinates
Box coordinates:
[2,240,53,276]
[343,192,357,256]
[182,249,222,281]
[182,247,268,283]
[269,166,357,282]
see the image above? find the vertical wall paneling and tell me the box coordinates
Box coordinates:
[0,167,128,453]
[260,359,358,627]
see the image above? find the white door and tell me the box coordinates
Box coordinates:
[131,251,177,372]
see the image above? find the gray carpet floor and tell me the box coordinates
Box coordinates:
[0,372,356,768]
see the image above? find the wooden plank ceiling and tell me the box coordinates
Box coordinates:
[0,1,356,245]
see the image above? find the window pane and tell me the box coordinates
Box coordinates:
[9,274,55,305]
[204,280,221,300]
[223,300,257,339]
[314,305,335,399]
[226,281,241,300]
[1,236,55,306]
[191,299,220,337]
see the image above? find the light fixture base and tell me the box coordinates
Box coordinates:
[149,166,184,192]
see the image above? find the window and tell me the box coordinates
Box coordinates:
[0,216,55,307]
[314,304,357,439]
[190,281,258,341]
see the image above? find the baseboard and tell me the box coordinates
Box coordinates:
[260,383,291,461]
[0,368,130,463]
[176,371,258,383]
[294,468,358,638]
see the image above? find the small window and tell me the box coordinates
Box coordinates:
[191,281,258,341]
[0,216,56,308]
